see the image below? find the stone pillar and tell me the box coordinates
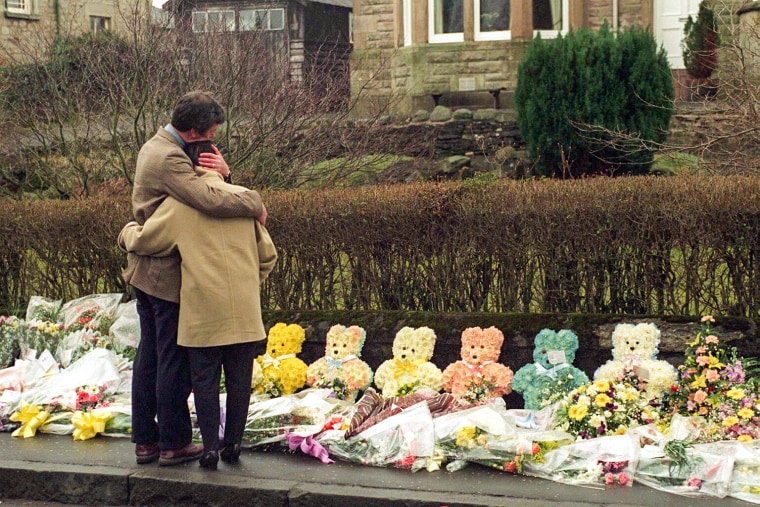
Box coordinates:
[413,0,428,43]
[464,0,474,41]
[511,0,532,40]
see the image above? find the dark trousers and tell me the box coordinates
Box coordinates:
[187,341,258,451]
[131,287,193,451]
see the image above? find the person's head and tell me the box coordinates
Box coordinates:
[171,91,226,140]
[183,140,215,166]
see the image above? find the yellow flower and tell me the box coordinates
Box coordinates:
[708,356,724,369]
[614,425,628,435]
[576,385,587,394]
[726,388,746,400]
[593,380,610,393]
[594,393,612,408]
[456,426,477,447]
[690,373,706,389]
[723,416,740,427]
[738,435,753,443]
[738,408,755,419]
[568,404,588,421]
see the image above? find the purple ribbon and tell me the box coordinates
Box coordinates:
[285,431,334,464]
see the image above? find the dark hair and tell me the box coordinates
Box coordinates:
[171,91,226,134]
[183,140,215,166]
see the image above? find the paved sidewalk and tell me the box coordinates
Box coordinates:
[0,432,753,507]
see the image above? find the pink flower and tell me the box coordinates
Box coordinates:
[618,472,629,485]
[693,389,708,403]
[696,355,711,366]
[705,369,720,382]
[605,472,615,485]
[686,476,702,488]
[705,335,719,344]
[701,315,715,323]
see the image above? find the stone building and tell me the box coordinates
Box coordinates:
[1,0,145,65]
[349,0,744,115]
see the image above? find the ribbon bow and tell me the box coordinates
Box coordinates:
[392,358,420,379]
[463,360,493,378]
[285,431,334,464]
[534,362,571,380]
[10,403,50,439]
[621,354,642,368]
[325,354,357,370]
[261,353,296,370]
[72,409,113,441]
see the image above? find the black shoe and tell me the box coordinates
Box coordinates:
[199,450,218,470]
[220,444,241,464]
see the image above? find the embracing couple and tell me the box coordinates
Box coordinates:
[118,91,277,470]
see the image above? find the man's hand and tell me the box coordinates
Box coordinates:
[198,144,230,178]
[258,205,268,226]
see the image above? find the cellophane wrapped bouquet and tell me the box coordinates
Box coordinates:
[433,398,573,473]
[242,388,350,448]
[524,433,639,487]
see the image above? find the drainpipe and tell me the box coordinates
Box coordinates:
[612,0,618,31]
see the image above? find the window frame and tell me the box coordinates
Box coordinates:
[474,0,510,41]
[533,0,569,39]
[191,8,235,33]
[240,7,284,31]
[89,15,111,34]
[428,0,464,43]
[6,0,32,15]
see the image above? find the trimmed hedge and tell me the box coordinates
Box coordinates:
[2,175,760,318]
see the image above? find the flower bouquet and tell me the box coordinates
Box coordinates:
[59,293,122,335]
[242,388,348,447]
[433,398,572,474]
[634,439,736,498]
[25,296,62,322]
[319,400,435,468]
[660,316,760,442]
[552,377,660,440]
[21,319,65,364]
[524,434,639,487]
[729,440,760,504]
[0,315,23,369]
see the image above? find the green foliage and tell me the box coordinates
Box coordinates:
[683,1,720,79]
[514,25,674,178]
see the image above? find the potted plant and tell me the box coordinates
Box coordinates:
[682,0,720,99]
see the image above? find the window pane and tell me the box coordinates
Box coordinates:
[269,8,284,30]
[433,0,463,34]
[208,11,234,31]
[479,0,509,32]
[90,16,110,34]
[239,10,255,31]
[255,9,268,29]
[192,11,207,32]
[7,0,29,13]
[534,0,562,30]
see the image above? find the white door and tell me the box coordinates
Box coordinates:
[653,0,700,70]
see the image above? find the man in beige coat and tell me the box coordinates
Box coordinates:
[119,166,277,470]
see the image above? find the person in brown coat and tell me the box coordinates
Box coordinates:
[124,91,267,467]
[119,142,277,470]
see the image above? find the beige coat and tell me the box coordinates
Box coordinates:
[119,170,277,348]
[125,127,263,303]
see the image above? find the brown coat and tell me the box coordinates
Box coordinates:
[124,127,263,303]
[119,170,277,347]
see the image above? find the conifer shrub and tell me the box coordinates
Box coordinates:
[514,25,675,178]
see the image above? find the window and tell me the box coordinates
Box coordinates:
[6,0,31,15]
[240,8,284,31]
[475,0,510,41]
[90,16,111,34]
[429,0,463,43]
[191,9,235,33]
[533,0,567,37]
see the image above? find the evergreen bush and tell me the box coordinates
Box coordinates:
[682,0,720,80]
[514,25,674,178]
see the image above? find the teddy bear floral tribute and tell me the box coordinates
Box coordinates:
[306,324,374,401]
[512,328,589,411]
[374,326,443,397]
[254,323,308,397]
[441,326,514,404]
[594,322,677,401]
